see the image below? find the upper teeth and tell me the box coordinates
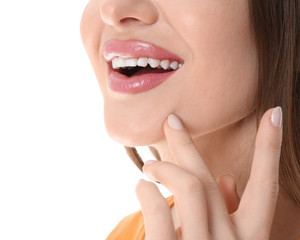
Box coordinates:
[112,57,183,70]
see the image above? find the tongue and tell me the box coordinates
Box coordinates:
[134,66,172,76]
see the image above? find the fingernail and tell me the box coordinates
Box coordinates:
[168,114,183,130]
[142,162,155,180]
[271,106,282,128]
[142,161,155,174]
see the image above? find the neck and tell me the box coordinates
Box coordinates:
[151,110,300,239]
[153,110,257,196]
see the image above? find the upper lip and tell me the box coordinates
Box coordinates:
[102,39,184,63]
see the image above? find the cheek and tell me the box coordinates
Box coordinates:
[80,0,103,68]
[162,0,258,135]
[176,70,258,139]
[82,0,258,147]
[182,36,258,136]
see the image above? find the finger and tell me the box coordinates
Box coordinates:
[135,179,176,240]
[237,107,283,235]
[217,174,240,214]
[143,160,222,239]
[164,114,212,178]
[163,114,233,237]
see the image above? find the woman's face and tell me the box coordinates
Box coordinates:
[80,0,258,147]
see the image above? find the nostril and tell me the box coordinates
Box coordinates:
[120,17,140,24]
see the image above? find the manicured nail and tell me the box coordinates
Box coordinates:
[168,114,183,130]
[271,106,282,128]
[142,161,156,180]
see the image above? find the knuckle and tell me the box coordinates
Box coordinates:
[180,175,204,194]
[263,178,280,198]
[250,178,280,199]
[197,171,219,192]
[202,178,219,192]
[178,174,218,195]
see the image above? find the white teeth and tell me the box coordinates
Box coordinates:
[124,58,137,67]
[137,58,148,67]
[112,57,126,69]
[170,61,179,70]
[111,57,183,70]
[160,60,170,70]
[148,58,160,68]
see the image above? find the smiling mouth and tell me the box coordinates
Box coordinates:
[103,39,184,94]
[110,57,183,78]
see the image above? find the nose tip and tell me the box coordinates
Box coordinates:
[100,0,159,29]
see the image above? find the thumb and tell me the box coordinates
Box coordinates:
[218,174,240,214]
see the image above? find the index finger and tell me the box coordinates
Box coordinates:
[237,107,283,233]
[163,114,213,180]
[163,114,232,237]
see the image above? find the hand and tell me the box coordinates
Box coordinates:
[135,107,283,240]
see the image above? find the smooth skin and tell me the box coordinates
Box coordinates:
[136,109,282,239]
[80,0,300,239]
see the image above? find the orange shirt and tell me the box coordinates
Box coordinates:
[106,195,174,240]
[106,195,300,240]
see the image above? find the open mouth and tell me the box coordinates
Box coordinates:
[110,57,183,78]
[103,39,184,93]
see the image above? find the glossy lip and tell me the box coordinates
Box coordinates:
[102,39,184,94]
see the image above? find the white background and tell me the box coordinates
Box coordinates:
[0,0,170,239]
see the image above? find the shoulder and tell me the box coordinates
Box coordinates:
[106,209,145,240]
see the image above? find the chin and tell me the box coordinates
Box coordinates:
[104,113,165,147]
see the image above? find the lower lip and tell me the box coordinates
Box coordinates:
[107,65,176,94]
